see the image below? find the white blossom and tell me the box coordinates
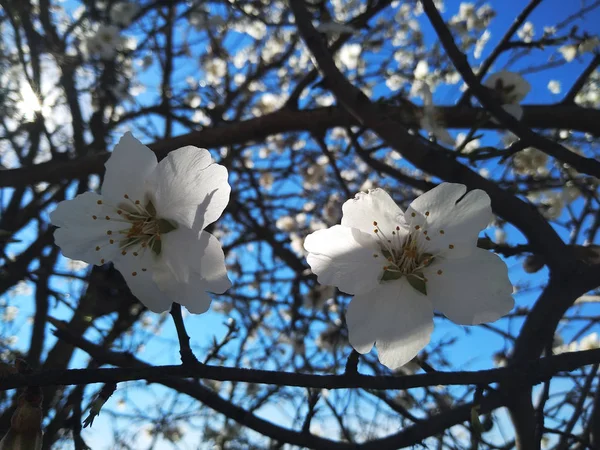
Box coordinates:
[483,71,530,121]
[517,22,534,43]
[50,133,231,313]
[547,80,561,95]
[109,2,139,27]
[304,184,513,369]
[512,147,548,176]
[85,25,122,60]
[417,82,455,146]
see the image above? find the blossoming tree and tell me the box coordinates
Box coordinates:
[0,0,599,449]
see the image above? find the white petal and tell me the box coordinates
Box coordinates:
[346,279,433,369]
[502,104,524,121]
[341,189,404,235]
[405,183,491,258]
[50,192,123,264]
[425,249,514,325]
[159,228,231,294]
[101,132,158,205]
[114,252,173,313]
[159,278,215,315]
[304,225,383,295]
[148,146,230,230]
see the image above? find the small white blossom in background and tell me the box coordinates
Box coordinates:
[304,184,514,369]
[483,70,531,121]
[202,58,227,86]
[554,332,599,354]
[517,22,534,43]
[304,285,335,309]
[474,29,491,59]
[560,36,600,61]
[50,133,231,314]
[276,216,295,232]
[512,147,548,177]
[85,25,123,60]
[338,43,362,70]
[455,132,480,153]
[417,82,455,146]
[109,2,139,28]
[559,45,578,62]
[2,306,19,323]
[547,80,561,95]
[538,191,564,220]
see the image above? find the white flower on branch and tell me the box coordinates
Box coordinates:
[109,2,140,28]
[50,133,231,313]
[417,82,455,146]
[85,25,123,60]
[483,70,530,121]
[303,184,514,369]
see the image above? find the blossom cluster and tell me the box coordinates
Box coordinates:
[52,136,514,369]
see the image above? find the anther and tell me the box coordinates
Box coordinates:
[142,268,147,272]
[423,231,427,235]
[132,272,137,276]
[92,215,97,220]
[396,226,400,230]
[135,200,140,205]
[100,259,105,264]
[373,221,378,226]
[97,200,102,205]
[117,209,122,215]
[133,252,138,256]
[107,230,112,235]
[124,194,129,199]
[425,211,430,216]
[437,270,443,275]
[415,225,420,230]
[373,254,378,258]
[439,230,445,235]
[449,244,454,249]
[105,215,110,220]
[95,246,100,251]
[426,236,431,241]
[121,250,127,255]
[374,229,379,233]
[109,239,114,244]
[411,212,416,217]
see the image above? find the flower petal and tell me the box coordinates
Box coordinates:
[405,183,491,258]
[502,104,524,121]
[101,132,158,205]
[50,192,124,264]
[341,189,404,235]
[159,228,231,294]
[114,252,172,313]
[425,248,514,325]
[148,146,230,231]
[346,279,433,369]
[304,225,383,295]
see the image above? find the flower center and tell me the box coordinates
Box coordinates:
[371,217,438,295]
[92,194,178,267]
